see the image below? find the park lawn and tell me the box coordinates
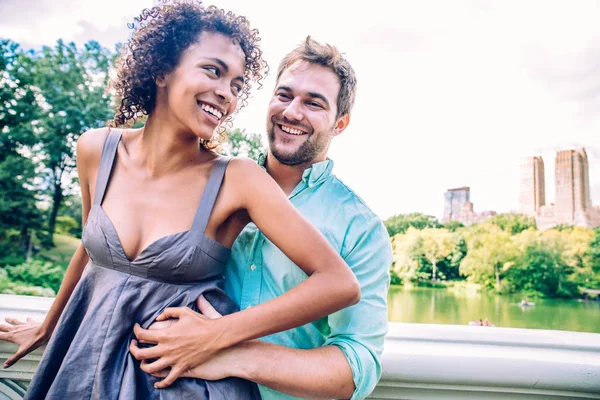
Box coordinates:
[37,234,80,268]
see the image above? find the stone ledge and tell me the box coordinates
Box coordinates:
[1,294,599,399]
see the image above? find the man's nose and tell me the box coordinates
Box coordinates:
[282,98,304,121]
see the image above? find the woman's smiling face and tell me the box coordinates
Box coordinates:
[157,32,246,140]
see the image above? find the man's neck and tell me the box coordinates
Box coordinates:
[265,153,318,196]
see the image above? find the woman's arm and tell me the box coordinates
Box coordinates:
[209,157,360,343]
[132,157,360,387]
[0,128,104,368]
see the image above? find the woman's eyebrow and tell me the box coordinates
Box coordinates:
[207,57,244,82]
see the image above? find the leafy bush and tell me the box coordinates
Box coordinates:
[0,269,55,297]
[5,259,64,293]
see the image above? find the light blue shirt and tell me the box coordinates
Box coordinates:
[224,156,392,400]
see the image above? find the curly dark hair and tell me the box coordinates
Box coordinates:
[110,0,267,147]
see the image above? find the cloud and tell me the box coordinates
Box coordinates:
[73,19,132,50]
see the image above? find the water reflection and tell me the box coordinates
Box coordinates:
[387,286,600,333]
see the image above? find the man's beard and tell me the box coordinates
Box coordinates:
[268,126,331,166]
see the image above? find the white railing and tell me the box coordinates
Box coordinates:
[1,294,599,399]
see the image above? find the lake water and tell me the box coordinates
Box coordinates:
[388,286,600,333]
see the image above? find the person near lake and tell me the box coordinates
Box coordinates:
[0,3,362,399]
[129,37,393,400]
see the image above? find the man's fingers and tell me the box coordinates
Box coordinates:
[154,366,182,389]
[129,340,163,361]
[155,307,185,322]
[147,320,175,331]
[133,323,160,344]
[143,361,169,378]
[0,324,13,333]
[196,295,222,319]
[4,318,24,326]
[140,357,171,375]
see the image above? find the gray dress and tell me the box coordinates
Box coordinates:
[26,129,260,399]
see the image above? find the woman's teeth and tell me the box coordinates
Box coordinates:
[200,103,223,120]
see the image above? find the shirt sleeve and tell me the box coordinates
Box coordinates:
[323,215,392,400]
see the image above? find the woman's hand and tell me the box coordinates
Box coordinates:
[130,303,227,389]
[0,317,49,368]
[131,295,236,384]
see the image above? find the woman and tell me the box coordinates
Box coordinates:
[1,2,360,398]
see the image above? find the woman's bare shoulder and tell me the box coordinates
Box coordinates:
[77,127,111,164]
[225,156,269,182]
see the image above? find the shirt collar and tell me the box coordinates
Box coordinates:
[257,153,334,191]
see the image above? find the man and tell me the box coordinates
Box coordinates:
[131,36,392,400]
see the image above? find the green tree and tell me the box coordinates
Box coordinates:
[391,227,427,283]
[508,243,562,297]
[443,220,464,232]
[384,213,442,237]
[460,224,516,290]
[540,227,593,296]
[57,193,83,237]
[488,213,537,235]
[220,128,263,161]
[438,234,468,280]
[588,227,600,287]
[420,228,457,281]
[0,40,43,256]
[32,40,115,242]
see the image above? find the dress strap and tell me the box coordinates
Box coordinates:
[93,128,123,206]
[191,157,232,233]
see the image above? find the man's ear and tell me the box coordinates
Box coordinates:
[333,114,350,137]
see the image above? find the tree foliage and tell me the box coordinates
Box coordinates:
[384,213,442,236]
[390,218,600,298]
[220,128,263,161]
[487,213,537,235]
[0,40,43,256]
[33,40,115,242]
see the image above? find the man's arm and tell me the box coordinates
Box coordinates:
[225,340,355,400]
[319,215,392,399]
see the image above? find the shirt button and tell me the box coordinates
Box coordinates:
[246,305,252,309]
[250,264,256,271]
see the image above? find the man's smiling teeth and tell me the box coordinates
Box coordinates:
[280,125,305,135]
[200,103,223,120]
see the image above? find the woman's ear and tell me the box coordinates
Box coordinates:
[155,74,167,87]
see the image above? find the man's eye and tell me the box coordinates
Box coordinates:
[308,102,323,108]
[277,93,291,100]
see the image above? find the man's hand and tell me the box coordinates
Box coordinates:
[0,317,49,368]
[132,340,238,382]
[129,296,228,388]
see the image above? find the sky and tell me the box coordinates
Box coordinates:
[2,0,599,220]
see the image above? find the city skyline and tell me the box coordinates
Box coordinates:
[521,148,600,229]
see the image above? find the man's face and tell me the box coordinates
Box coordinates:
[266,60,345,166]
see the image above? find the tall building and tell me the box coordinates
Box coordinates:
[443,187,470,222]
[521,148,600,230]
[443,187,496,225]
[519,156,545,216]
[554,149,593,225]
